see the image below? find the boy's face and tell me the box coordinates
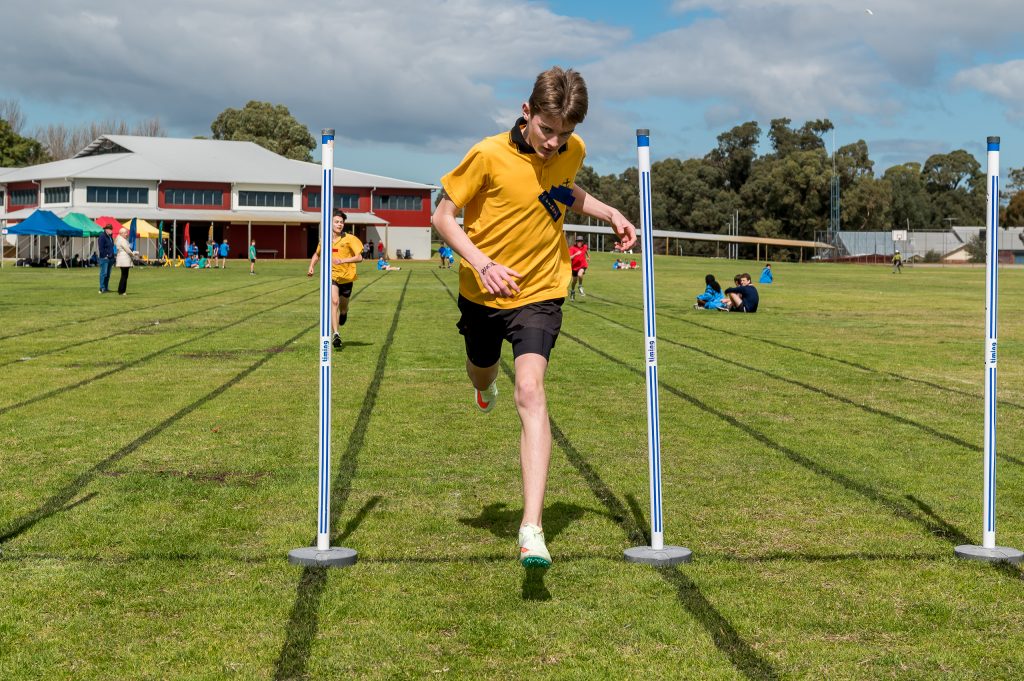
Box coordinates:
[740,276,751,285]
[521,104,575,160]
[332,216,345,233]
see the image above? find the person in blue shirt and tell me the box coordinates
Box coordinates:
[759,264,773,284]
[695,274,726,310]
[184,255,196,268]
[377,256,401,271]
[97,224,116,293]
[219,239,230,268]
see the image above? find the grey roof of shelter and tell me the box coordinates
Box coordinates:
[0,135,436,190]
[836,230,967,257]
[951,225,1024,249]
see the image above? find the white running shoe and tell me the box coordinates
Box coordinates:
[518,523,551,567]
[474,381,497,413]
[578,286,586,296]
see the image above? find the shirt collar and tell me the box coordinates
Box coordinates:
[509,117,568,156]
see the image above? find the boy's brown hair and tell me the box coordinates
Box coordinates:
[528,66,589,125]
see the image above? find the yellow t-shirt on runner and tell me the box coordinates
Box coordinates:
[441,123,585,309]
[315,233,363,284]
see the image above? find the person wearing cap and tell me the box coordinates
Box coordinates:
[308,209,363,349]
[891,249,903,274]
[97,223,116,293]
[568,235,590,301]
[432,66,637,569]
[114,226,137,295]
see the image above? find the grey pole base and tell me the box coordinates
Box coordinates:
[954,544,1023,564]
[288,546,358,568]
[624,545,692,566]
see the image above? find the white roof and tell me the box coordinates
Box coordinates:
[0,135,435,190]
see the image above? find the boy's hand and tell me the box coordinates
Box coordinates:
[612,211,638,251]
[478,261,521,297]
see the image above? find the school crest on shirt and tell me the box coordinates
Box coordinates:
[538,181,575,221]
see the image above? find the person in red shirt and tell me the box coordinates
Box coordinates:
[568,236,589,301]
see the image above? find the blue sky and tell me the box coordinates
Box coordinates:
[2,0,1024,186]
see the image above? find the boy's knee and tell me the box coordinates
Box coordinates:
[514,376,546,411]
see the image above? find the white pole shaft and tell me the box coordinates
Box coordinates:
[983,136,999,550]
[637,129,664,551]
[318,129,335,551]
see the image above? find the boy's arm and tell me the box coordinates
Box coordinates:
[571,184,637,251]
[307,250,320,276]
[432,198,521,297]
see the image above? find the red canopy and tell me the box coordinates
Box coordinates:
[95,216,122,232]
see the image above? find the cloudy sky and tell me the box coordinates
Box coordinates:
[3,0,1023,184]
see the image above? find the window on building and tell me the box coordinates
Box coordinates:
[165,188,224,206]
[239,190,293,208]
[373,194,422,211]
[87,186,149,204]
[308,192,360,209]
[44,186,71,204]
[9,188,39,205]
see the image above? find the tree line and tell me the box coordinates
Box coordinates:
[576,118,1024,257]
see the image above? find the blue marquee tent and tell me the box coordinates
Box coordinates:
[6,209,84,237]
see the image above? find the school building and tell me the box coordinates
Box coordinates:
[0,135,436,259]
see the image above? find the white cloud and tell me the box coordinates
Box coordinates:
[0,0,627,152]
[953,60,1024,123]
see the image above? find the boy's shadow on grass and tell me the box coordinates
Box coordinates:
[459,501,593,602]
[338,340,373,349]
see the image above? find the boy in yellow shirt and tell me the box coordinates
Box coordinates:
[307,209,364,349]
[432,66,637,568]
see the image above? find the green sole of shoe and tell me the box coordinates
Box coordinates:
[521,556,551,568]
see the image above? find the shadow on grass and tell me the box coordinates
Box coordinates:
[549,413,779,680]
[588,292,1024,412]
[273,273,410,681]
[575,304,1024,468]
[0,322,319,546]
[0,276,272,343]
[459,501,590,542]
[522,566,551,601]
[562,331,1016,568]
[0,275,387,418]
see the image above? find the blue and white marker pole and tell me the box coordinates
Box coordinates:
[955,136,1022,565]
[624,129,692,567]
[288,129,358,568]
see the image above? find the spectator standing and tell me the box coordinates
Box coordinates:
[114,227,136,295]
[219,239,230,268]
[249,241,257,275]
[97,223,116,293]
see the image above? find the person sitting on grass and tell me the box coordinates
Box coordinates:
[184,254,196,268]
[613,258,623,270]
[695,274,727,310]
[759,263,773,284]
[197,255,209,269]
[629,260,638,269]
[723,273,759,313]
[377,256,402,271]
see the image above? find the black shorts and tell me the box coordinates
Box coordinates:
[333,281,354,298]
[572,268,586,276]
[456,295,563,367]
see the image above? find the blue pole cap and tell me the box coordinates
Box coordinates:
[988,136,1000,151]
[637,129,650,147]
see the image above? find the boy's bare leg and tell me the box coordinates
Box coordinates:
[728,292,742,309]
[330,286,341,335]
[513,353,550,528]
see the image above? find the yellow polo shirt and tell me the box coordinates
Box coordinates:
[441,123,585,309]
[315,233,363,284]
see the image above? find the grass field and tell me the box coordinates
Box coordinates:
[2,254,1024,680]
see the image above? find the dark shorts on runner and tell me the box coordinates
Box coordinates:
[456,295,563,368]
[333,281,354,298]
[571,268,585,277]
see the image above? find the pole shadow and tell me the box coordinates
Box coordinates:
[549,413,779,679]
[0,278,309,369]
[0,276,272,343]
[588,292,1024,412]
[273,273,411,681]
[575,304,1024,467]
[0,321,319,546]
